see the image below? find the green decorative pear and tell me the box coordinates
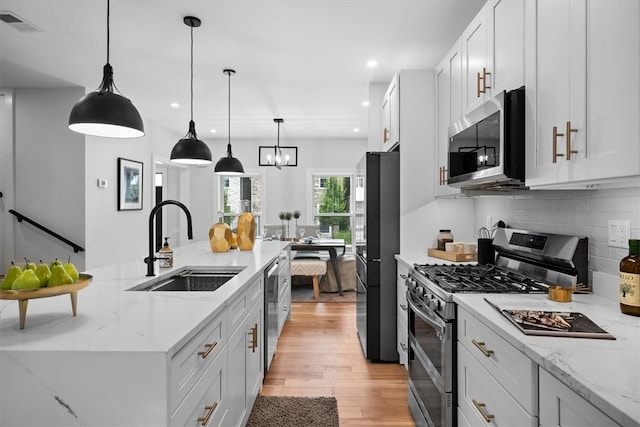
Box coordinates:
[48,264,73,287]
[35,260,52,287]
[63,257,79,282]
[24,258,36,272]
[1,262,22,290]
[12,269,41,290]
[50,258,63,269]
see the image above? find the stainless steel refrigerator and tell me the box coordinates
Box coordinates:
[355,151,399,362]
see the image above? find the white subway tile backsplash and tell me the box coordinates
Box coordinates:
[474,187,640,278]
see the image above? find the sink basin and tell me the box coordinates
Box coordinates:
[128,268,244,292]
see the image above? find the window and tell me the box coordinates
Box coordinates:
[220,174,262,233]
[312,174,353,250]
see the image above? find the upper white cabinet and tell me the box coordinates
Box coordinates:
[462,0,525,116]
[435,41,463,197]
[525,0,640,188]
[382,73,400,151]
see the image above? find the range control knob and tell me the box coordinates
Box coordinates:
[430,298,441,312]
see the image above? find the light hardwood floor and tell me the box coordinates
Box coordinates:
[261,302,416,426]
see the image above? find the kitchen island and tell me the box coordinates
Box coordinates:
[0,239,288,426]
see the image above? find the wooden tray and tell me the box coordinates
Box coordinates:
[427,248,477,262]
[0,274,92,329]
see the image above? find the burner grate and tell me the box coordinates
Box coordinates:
[413,263,548,293]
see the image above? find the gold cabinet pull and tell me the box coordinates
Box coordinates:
[383,127,389,142]
[472,399,495,422]
[477,67,491,96]
[552,126,565,163]
[471,339,494,357]
[482,67,491,93]
[439,166,448,185]
[565,121,578,160]
[197,342,218,359]
[248,323,258,352]
[197,402,218,426]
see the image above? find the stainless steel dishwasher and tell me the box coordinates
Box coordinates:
[264,259,279,371]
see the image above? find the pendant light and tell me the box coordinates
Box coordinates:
[170,16,212,165]
[258,118,298,168]
[68,0,144,138]
[214,69,245,175]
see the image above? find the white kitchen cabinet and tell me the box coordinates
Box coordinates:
[539,368,619,427]
[171,347,228,427]
[435,41,463,197]
[525,0,640,188]
[382,73,400,151]
[462,0,525,116]
[277,247,291,335]
[226,277,264,427]
[457,306,537,426]
[396,259,410,368]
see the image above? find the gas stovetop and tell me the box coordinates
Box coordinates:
[412,263,549,294]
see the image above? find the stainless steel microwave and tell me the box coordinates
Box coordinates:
[447,86,525,190]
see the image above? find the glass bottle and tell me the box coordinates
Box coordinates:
[620,239,640,316]
[158,237,173,268]
[236,200,256,251]
[437,229,454,251]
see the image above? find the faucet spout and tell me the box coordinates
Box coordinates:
[145,200,194,276]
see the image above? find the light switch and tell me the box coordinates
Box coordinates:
[97,179,108,188]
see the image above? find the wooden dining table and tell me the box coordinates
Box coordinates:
[290,238,346,296]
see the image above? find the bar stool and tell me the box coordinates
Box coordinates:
[290,259,327,300]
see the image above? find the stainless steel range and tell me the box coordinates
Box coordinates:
[406,228,588,427]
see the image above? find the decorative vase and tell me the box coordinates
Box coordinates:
[209,212,233,253]
[236,200,256,250]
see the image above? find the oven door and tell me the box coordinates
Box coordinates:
[407,290,454,427]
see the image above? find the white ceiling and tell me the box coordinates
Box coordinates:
[0,0,485,140]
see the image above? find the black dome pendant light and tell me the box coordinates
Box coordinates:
[170,16,212,165]
[68,0,144,138]
[214,69,244,175]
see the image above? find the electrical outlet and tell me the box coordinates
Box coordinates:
[97,179,108,188]
[608,220,630,248]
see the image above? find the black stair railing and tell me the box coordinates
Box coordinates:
[9,209,85,253]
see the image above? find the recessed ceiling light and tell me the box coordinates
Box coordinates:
[210,129,217,133]
[361,101,370,107]
[353,128,360,133]
[170,102,179,108]
[366,60,378,68]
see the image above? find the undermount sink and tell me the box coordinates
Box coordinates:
[127,268,244,292]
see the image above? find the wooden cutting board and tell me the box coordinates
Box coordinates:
[484,298,615,340]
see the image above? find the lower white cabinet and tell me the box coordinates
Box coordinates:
[539,368,619,427]
[226,279,264,427]
[457,306,537,426]
[396,259,410,368]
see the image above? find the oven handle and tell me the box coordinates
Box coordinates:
[407,291,446,335]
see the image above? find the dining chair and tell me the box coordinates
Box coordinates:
[263,224,285,240]
[296,224,320,239]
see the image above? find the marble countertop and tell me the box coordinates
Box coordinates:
[456,293,640,427]
[0,240,286,355]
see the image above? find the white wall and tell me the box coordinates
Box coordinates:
[13,88,86,269]
[84,118,185,269]
[473,187,640,280]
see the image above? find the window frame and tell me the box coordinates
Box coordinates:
[217,172,264,233]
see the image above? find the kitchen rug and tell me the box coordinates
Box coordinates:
[290,283,356,303]
[246,395,339,427]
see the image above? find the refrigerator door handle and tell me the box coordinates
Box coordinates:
[369,258,381,262]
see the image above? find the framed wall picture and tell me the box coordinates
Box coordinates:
[117,158,143,211]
